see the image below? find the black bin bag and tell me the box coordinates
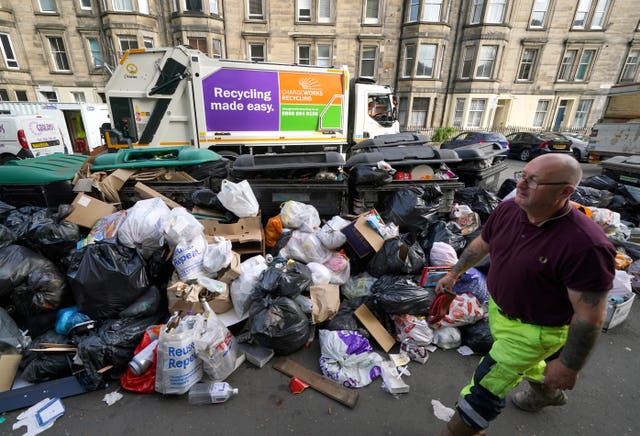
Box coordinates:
[367,234,426,277]
[66,241,150,320]
[249,295,310,355]
[372,275,436,316]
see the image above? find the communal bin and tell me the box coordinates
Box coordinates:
[231,151,347,218]
[600,155,640,187]
[0,153,87,207]
[345,141,463,215]
[445,142,509,191]
[91,146,227,208]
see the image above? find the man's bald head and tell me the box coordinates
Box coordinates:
[528,154,582,187]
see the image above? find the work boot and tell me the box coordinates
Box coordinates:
[511,380,568,412]
[436,411,486,436]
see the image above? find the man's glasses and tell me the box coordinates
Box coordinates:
[514,171,569,190]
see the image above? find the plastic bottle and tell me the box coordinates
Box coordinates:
[188,382,239,405]
[128,339,159,376]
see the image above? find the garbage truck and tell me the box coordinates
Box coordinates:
[101,46,400,157]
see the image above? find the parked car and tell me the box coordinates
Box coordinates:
[560,132,589,162]
[505,131,572,161]
[440,131,509,156]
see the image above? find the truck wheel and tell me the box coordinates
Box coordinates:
[519,148,531,161]
[573,149,581,161]
[0,154,17,165]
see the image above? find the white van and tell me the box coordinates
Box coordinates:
[0,115,67,164]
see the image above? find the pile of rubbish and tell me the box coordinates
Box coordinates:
[0,170,638,416]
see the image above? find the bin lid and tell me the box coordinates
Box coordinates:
[600,155,640,171]
[345,146,460,168]
[350,132,431,151]
[91,146,221,170]
[446,142,506,162]
[233,151,345,171]
[0,153,87,184]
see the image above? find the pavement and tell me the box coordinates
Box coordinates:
[1,160,635,436]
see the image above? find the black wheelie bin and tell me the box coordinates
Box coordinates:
[443,142,509,191]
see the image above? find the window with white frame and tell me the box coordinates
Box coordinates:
[112,0,133,12]
[143,37,154,48]
[88,37,104,69]
[48,36,70,71]
[453,98,465,127]
[317,44,331,66]
[139,0,149,14]
[212,39,222,58]
[476,45,497,79]
[185,0,203,12]
[533,99,550,127]
[517,48,538,81]
[360,46,377,78]
[557,47,597,82]
[410,98,429,128]
[620,49,640,82]
[210,0,220,15]
[398,97,409,127]
[40,91,58,102]
[364,0,380,24]
[557,49,578,81]
[461,46,475,79]
[467,98,486,128]
[572,0,611,30]
[403,43,416,77]
[249,43,265,62]
[39,0,56,13]
[297,0,333,23]
[469,0,508,25]
[80,0,92,10]
[529,0,549,28]
[575,49,595,81]
[423,0,443,22]
[119,36,138,54]
[416,44,436,77]
[247,0,264,20]
[188,37,207,54]
[298,44,311,64]
[0,33,18,69]
[573,99,592,128]
[72,92,86,103]
[407,0,419,22]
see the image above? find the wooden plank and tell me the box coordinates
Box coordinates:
[272,357,358,409]
[354,304,396,352]
[0,376,87,413]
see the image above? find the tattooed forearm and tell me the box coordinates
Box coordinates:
[560,318,601,371]
[578,291,607,308]
[451,247,486,276]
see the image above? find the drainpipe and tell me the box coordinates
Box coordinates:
[440,0,466,127]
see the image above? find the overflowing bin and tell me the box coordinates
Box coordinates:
[231,151,348,219]
[444,142,509,191]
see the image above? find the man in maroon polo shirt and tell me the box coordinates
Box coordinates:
[433,154,616,435]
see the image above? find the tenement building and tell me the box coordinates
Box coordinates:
[0,0,638,132]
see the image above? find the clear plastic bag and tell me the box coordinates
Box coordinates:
[317,216,350,249]
[280,201,321,232]
[279,230,331,264]
[195,313,240,381]
[202,236,233,274]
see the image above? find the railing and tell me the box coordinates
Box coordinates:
[402,125,591,141]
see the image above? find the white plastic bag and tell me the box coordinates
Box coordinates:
[202,236,233,274]
[279,230,332,264]
[230,255,268,318]
[431,294,485,329]
[432,326,461,350]
[217,179,259,218]
[318,330,382,388]
[194,314,240,381]
[118,198,171,258]
[173,233,208,282]
[155,315,204,395]
[393,314,433,345]
[164,207,204,247]
[429,241,459,266]
[317,216,350,249]
[306,262,332,285]
[280,201,321,232]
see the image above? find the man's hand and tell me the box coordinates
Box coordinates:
[428,272,458,324]
[544,358,579,390]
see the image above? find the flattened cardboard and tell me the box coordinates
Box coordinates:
[341,210,385,258]
[65,193,117,228]
[134,182,182,209]
[0,354,21,392]
[216,251,242,284]
[200,215,265,255]
[354,304,396,352]
[100,168,136,203]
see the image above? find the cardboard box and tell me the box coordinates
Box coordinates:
[603,294,635,331]
[134,182,182,209]
[341,210,386,258]
[217,251,242,284]
[200,215,265,255]
[166,284,233,315]
[354,304,396,352]
[65,193,117,228]
[0,354,21,392]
